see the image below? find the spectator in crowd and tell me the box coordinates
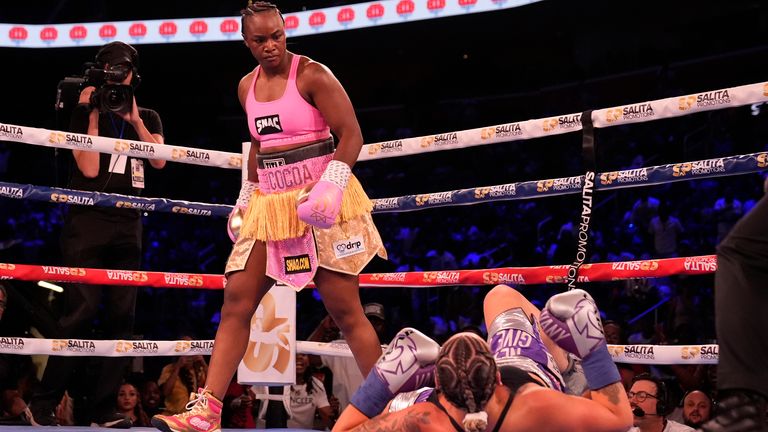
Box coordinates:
[664,279,702,345]
[54,393,75,427]
[628,191,660,237]
[157,337,208,415]
[222,379,256,429]
[648,202,684,258]
[0,284,37,424]
[627,373,694,432]
[0,284,6,322]
[252,353,334,430]
[362,303,387,343]
[604,320,641,390]
[712,187,742,244]
[308,303,388,414]
[680,389,714,428]
[138,380,163,419]
[115,382,150,427]
[425,241,458,270]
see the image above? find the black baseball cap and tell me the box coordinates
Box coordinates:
[363,303,385,321]
[95,41,139,68]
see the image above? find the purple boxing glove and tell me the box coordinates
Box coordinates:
[350,328,439,418]
[296,160,350,229]
[539,289,620,390]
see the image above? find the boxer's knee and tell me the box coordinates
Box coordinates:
[485,284,525,308]
[486,284,534,318]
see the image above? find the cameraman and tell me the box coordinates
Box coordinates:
[30,41,165,427]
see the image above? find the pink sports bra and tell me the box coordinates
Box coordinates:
[246,54,331,149]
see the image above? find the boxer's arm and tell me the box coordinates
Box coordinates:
[349,328,438,418]
[333,404,368,431]
[585,382,632,430]
[226,137,260,241]
[333,403,437,432]
[511,386,632,432]
[537,289,632,429]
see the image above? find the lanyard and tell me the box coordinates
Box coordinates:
[109,113,126,139]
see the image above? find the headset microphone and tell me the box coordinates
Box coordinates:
[632,407,660,417]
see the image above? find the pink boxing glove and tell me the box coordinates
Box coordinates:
[228,180,259,242]
[297,160,351,229]
[227,209,244,243]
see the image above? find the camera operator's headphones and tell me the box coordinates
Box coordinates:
[95,41,141,89]
[632,373,670,416]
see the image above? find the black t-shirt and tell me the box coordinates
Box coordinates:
[68,104,163,196]
[0,354,29,392]
[65,105,162,220]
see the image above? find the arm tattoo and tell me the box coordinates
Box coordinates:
[355,410,433,432]
[600,383,623,406]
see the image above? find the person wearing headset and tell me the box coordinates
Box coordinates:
[627,374,695,432]
[680,390,714,428]
[29,40,165,428]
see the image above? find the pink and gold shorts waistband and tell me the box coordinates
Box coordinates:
[256,139,335,194]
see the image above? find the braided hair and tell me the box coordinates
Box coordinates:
[292,355,317,395]
[241,1,285,30]
[436,332,497,432]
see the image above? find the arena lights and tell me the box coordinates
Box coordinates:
[751,102,765,116]
[37,281,64,292]
[0,0,539,49]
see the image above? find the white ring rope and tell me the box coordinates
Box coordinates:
[2,82,766,166]
[358,81,767,161]
[0,337,717,365]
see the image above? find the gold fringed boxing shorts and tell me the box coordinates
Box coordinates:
[224,139,387,290]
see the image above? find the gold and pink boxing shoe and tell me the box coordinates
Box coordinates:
[151,388,222,432]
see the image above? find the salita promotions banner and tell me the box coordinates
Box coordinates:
[237,283,296,385]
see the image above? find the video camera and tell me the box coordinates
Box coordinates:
[55,62,134,114]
